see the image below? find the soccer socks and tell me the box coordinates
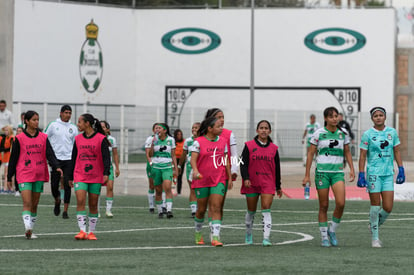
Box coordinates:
[60,189,65,201]
[162,191,166,208]
[76,211,87,232]
[190,201,197,214]
[378,208,390,226]
[262,210,272,240]
[106,197,113,212]
[330,216,341,232]
[88,213,99,233]
[166,199,173,212]
[148,189,155,209]
[156,200,163,214]
[30,212,37,230]
[245,211,256,235]
[195,217,204,232]
[211,220,221,238]
[22,211,32,230]
[319,222,329,240]
[370,206,380,240]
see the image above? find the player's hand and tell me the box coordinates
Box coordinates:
[228,180,233,190]
[302,176,311,187]
[349,170,355,182]
[115,168,120,178]
[103,175,109,184]
[194,172,203,180]
[396,166,405,184]
[276,189,283,198]
[57,168,63,177]
[231,173,237,181]
[357,172,367,188]
[244,179,251,188]
[69,180,74,188]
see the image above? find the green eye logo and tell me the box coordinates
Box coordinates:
[161,28,221,54]
[304,28,366,54]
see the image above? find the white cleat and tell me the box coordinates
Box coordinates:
[372,239,382,248]
[105,211,113,218]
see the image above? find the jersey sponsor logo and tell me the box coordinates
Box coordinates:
[80,19,103,94]
[304,28,366,55]
[329,140,339,148]
[159,145,168,152]
[380,140,389,149]
[84,164,93,172]
[161,28,221,54]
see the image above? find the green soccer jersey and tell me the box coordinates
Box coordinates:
[360,126,400,176]
[183,136,195,164]
[107,135,117,162]
[310,127,350,173]
[305,122,321,141]
[152,135,175,169]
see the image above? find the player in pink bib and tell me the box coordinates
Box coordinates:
[190,116,231,247]
[70,113,111,241]
[240,120,282,246]
[7,111,62,239]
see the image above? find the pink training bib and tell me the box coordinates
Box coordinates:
[74,133,105,184]
[16,132,49,183]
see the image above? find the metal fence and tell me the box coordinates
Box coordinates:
[14,101,401,162]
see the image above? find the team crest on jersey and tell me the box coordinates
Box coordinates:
[69,128,73,134]
[318,180,323,186]
[387,134,392,140]
[338,133,343,139]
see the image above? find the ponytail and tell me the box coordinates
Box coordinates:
[198,116,218,137]
[80,113,111,146]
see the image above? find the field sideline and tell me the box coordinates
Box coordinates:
[1,194,414,274]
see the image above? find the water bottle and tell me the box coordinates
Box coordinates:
[172,176,178,196]
[304,182,310,200]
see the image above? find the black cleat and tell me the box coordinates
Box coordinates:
[54,200,61,216]
[158,213,164,219]
[149,208,155,214]
[167,211,174,219]
[62,211,69,219]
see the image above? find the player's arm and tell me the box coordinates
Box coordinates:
[275,150,282,197]
[302,144,317,186]
[7,137,20,182]
[112,147,120,177]
[344,144,355,182]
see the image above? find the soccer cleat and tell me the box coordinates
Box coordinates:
[158,213,164,219]
[162,207,167,214]
[166,211,173,219]
[321,239,331,247]
[105,211,113,218]
[149,208,155,214]
[25,229,32,240]
[195,232,205,245]
[262,239,272,247]
[75,230,88,240]
[62,211,69,219]
[191,212,196,218]
[245,233,253,245]
[368,222,372,234]
[211,236,223,247]
[327,230,338,246]
[54,200,61,216]
[372,239,382,248]
[31,234,38,239]
[87,232,97,240]
[15,191,20,197]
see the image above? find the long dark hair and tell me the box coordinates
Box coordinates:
[204,108,223,120]
[323,107,346,134]
[198,116,219,137]
[24,110,39,130]
[173,129,184,142]
[101,120,111,135]
[80,113,111,145]
[255,120,273,143]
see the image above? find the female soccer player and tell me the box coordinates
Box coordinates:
[240,120,282,246]
[173,129,185,195]
[191,116,231,247]
[7,111,62,239]
[178,122,200,217]
[71,114,111,240]
[149,123,178,219]
[357,107,405,248]
[302,107,355,247]
[204,108,238,239]
[302,114,320,166]
[144,123,159,213]
[1,125,14,193]
[101,121,120,218]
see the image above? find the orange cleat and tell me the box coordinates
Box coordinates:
[211,237,223,247]
[87,232,98,240]
[75,230,88,240]
[195,232,205,245]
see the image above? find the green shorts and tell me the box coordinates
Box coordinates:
[367,174,394,193]
[108,165,114,181]
[146,162,153,178]
[74,182,102,195]
[18,181,44,193]
[315,170,344,190]
[152,167,173,186]
[245,193,260,198]
[195,182,226,199]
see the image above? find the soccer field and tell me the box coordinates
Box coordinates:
[1,195,414,274]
